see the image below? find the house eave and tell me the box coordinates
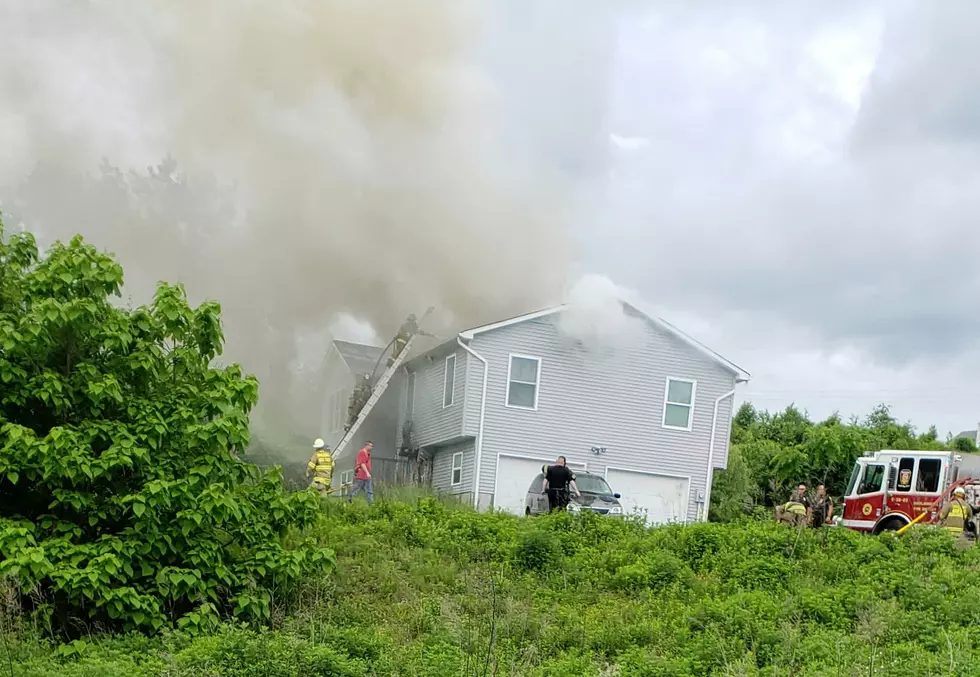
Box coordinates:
[457,301,751,382]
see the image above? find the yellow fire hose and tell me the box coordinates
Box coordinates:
[895,479,968,536]
[896,510,927,535]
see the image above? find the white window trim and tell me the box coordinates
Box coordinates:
[328,388,346,433]
[443,354,456,408]
[662,377,697,432]
[505,353,541,411]
[406,370,416,418]
[451,451,464,486]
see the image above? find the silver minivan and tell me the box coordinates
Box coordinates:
[524,470,623,516]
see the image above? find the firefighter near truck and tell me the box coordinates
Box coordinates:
[839,449,980,536]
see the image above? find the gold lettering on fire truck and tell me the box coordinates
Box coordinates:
[890,495,932,510]
[862,503,872,516]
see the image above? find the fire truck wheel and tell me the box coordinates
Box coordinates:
[873,517,907,534]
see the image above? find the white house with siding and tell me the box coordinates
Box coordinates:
[326,301,749,524]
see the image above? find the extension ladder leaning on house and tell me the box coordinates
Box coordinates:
[330,333,419,462]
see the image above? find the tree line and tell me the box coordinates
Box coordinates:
[710,401,977,522]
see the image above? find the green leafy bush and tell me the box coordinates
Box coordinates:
[6,497,980,675]
[513,528,561,572]
[0,221,333,633]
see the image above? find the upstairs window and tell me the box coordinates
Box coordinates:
[662,378,696,431]
[507,355,540,409]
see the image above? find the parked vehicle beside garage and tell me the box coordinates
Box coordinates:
[524,470,624,516]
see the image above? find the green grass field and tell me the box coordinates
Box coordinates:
[4,492,979,676]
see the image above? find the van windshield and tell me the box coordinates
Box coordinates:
[576,475,614,496]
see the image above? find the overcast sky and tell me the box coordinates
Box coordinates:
[1,1,977,440]
[590,0,979,437]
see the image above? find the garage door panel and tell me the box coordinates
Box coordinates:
[605,469,688,526]
[494,455,586,516]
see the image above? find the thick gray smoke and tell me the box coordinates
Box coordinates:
[0,0,619,440]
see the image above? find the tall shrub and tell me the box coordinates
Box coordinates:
[0,219,333,634]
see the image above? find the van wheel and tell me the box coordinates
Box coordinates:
[874,517,906,534]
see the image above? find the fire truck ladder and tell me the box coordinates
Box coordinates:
[330,333,419,461]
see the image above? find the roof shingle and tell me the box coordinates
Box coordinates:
[332,340,385,377]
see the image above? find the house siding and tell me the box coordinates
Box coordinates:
[463,351,484,435]
[319,347,354,451]
[402,347,467,448]
[430,439,476,498]
[469,316,738,521]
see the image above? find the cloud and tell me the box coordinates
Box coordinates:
[593,1,979,433]
[2,0,976,440]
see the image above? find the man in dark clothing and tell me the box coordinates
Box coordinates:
[541,456,581,512]
[810,484,832,528]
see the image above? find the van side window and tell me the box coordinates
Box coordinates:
[916,459,941,492]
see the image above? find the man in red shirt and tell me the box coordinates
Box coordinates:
[346,441,374,505]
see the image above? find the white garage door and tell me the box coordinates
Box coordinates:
[494,455,587,516]
[605,468,689,526]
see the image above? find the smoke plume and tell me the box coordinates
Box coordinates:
[0,0,617,437]
[558,273,647,352]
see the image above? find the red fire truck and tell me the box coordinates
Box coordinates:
[839,449,980,534]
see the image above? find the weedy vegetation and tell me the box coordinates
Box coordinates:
[1,221,976,676]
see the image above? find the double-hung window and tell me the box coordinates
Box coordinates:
[662,378,696,431]
[506,355,540,409]
[327,389,346,433]
[451,451,463,486]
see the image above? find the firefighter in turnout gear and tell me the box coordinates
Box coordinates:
[939,486,974,539]
[777,500,808,527]
[388,314,419,367]
[387,312,435,367]
[776,484,810,527]
[306,439,334,497]
[346,374,373,431]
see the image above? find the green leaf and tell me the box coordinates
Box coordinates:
[0,219,336,635]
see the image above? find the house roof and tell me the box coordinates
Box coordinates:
[457,301,751,381]
[954,429,979,443]
[332,340,385,377]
